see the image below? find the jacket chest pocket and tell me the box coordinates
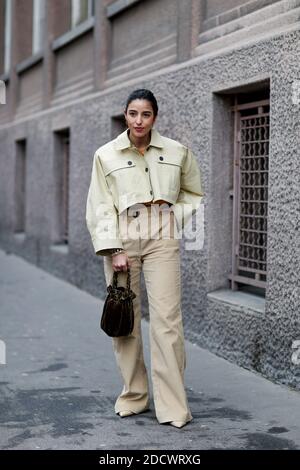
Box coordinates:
[102,159,137,194]
[156,154,183,193]
[102,159,136,177]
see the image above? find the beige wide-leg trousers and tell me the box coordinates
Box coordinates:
[103,203,193,424]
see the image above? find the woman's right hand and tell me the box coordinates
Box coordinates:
[112,252,131,272]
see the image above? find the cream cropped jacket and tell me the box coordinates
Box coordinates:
[86,128,204,256]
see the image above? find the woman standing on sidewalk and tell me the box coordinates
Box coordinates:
[86,89,203,428]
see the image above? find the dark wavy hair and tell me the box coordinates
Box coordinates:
[124,89,158,117]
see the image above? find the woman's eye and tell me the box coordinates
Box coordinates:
[129,113,151,117]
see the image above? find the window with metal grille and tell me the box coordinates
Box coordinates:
[14,139,27,233]
[61,134,70,244]
[230,97,269,291]
[54,129,70,245]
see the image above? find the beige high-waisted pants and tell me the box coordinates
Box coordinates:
[103,203,193,424]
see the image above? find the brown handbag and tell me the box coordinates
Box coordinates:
[100,268,136,337]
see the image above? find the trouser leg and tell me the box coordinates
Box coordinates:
[103,251,150,414]
[141,209,193,424]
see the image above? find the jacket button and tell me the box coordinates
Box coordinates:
[159,156,164,161]
[145,167,148,172]
[150,190,153,195]
[128,161,132,165]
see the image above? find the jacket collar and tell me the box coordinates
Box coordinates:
[114,128,164,151]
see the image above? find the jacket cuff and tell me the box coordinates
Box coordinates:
[92,238,124,257]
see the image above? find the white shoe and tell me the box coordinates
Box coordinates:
[170,421,187,428]
[118,410,134,417]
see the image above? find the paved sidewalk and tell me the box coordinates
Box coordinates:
[0,248,300,450]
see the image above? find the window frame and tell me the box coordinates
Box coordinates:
[4,0,12,74]
[230,97,270,291]
[71,0,94,29]
[32,0,46,55]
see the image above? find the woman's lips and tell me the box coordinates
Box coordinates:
[135,128,144,132]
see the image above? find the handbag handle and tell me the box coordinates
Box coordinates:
[112,268,131,292]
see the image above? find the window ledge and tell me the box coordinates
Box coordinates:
[207,288,265,313]
[50,243,69,255]
[52,17,95,52]
[13,232,26,243]
[106,0,141,19]
[0,72,10,83]
[16,51,44,75]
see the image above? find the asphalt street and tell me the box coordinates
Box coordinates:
[1,249,300,450]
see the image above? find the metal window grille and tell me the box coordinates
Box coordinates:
[230,98,269,290]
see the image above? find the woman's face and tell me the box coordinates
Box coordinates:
[124,99,156,140]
